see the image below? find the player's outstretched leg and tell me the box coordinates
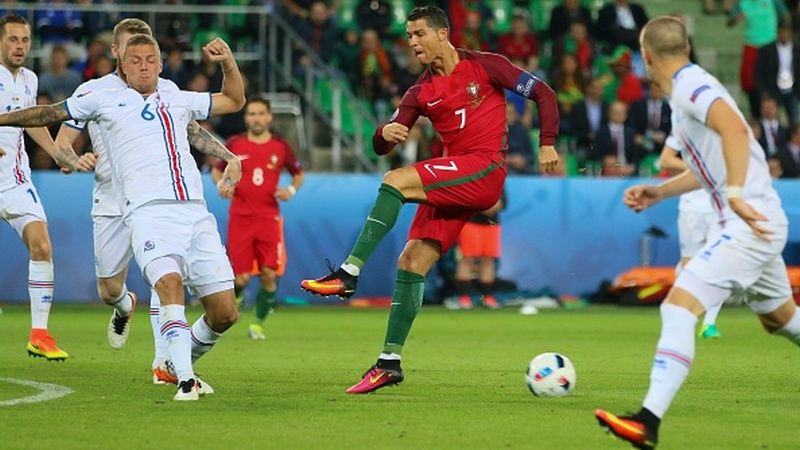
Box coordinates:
[347,269,423,394]
[26,251,68,361]
[301,183,405,299]
[596,285,703,449]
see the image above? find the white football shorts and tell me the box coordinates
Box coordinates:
[93,214,133,278]
[677,208,718,258]
[0,182,47,237]
[675,219,792,315]
[125,200,234,295]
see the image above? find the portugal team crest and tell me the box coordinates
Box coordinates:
[466,81,479,98]
[466,81,484,107]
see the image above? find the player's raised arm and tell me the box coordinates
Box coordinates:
[204,38,245,116]
[470,51,560,172]
[372,86,422,155]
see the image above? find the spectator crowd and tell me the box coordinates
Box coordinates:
[8,0,800,179]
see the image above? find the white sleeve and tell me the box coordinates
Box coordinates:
[64,90,102,123]
[179,91,212,121]
[672,82,724,125]
[64,81,94,130]
[664,133,683,152]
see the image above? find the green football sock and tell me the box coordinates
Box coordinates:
[344,183,405,269]
[254,289,276,323]
[382,270,425,355]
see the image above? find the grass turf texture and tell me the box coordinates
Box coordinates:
[1,304,797,449]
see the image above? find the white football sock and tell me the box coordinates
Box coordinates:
[774,307,800,346]
[703,303,722,327]
[28,260,54,330]
[160,304,194,382]
[190,315,222,363]
[150,289,168,368]
[110,286,132,317]
[379,352,401,361]
[643,303,697,418]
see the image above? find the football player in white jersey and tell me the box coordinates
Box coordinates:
[53,18,234,386]
[660,138,724,339]
[0,14,81,361]
[0,34,245,401]
[596,17,800,449]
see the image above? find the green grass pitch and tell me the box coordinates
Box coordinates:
[1,304,798,449]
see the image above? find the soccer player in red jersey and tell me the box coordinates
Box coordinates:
[212,97,304,340]
[301,5,559,394]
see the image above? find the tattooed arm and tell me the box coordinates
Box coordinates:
[0,101,71,128]
[21,105,93,172]
[187,120,241,198]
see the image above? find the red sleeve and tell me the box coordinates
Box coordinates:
[469,51,559,146]
[372,84,422,155]
[281,140,303,176]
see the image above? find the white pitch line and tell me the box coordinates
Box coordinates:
[0,377,73,406]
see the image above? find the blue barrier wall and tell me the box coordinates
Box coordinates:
[1,173,799,303]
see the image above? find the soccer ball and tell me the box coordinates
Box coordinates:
[525,352,576,397]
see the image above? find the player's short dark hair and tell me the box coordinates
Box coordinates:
[408,6,449,30]
[113,18,152,47]
[122,34,159,59]
[0,14,29,38]
[245,96,271,113]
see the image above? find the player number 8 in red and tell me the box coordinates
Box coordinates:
[252,167,264,186]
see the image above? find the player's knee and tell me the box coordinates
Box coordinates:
[382,168,403,187]
[28,239,52,261]
[209,308,238,332]
[155,272,183,295]
[397,252,427,274]
[234,273,251,288]
[97,278,124,303]
[260,269,277,287]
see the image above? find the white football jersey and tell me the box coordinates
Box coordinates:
[67,74,180,216]
[664,133,715,215]
[669,64,786,224]
[0,65,37,192]
[65,87,212,213]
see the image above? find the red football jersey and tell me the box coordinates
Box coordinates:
[374,49,558,156]
[219,135,303,216]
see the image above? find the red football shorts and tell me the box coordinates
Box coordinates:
[408,152,506,253]
[458,222,501,258]
[227,213,286,276]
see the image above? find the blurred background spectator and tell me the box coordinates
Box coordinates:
[596,0,649,51]
[594,100,639,177]
[548,0,593,41]
[628,81,671,154]
[505,102,535,175]
[758,95,789,157]
[778,123,800,177]
[39,45,82,102]
[757,22,800,125]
